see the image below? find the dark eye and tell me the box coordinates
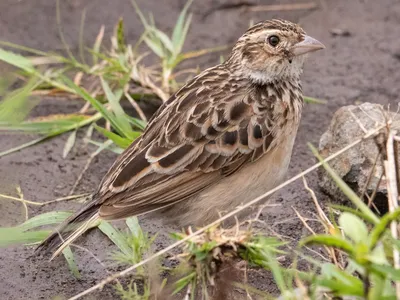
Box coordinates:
[268,35,280,47]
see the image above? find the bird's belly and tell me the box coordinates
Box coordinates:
[170,128,298,227]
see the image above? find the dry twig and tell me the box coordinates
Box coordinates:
[383,128,400,298]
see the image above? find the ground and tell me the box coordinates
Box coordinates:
[1,0,400,299]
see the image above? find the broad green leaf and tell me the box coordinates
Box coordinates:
[370,264,400,280]
[320,263,364,295]
[317,277,364,296]
[339,212,368,244]
[367,244,389,265]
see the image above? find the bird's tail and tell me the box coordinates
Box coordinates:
[36,200,101,260]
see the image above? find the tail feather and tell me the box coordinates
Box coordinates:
[36,203,101,260]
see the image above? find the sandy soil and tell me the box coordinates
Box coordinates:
[1,0,400,299]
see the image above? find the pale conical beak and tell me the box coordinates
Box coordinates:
[291,35,325,56]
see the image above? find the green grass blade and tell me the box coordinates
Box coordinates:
[99,77,132,137]
[62,246,81,279]
[143,36,165,58]
[130,0,149,28]
[114,18,127,53]
[0,41,49,57]
[78,9,87,65]
[150,28,174,53]
[126,116,146,131]
[87,139,124,154]
[56,0,76,63]
[338,212,368,244]
[300,235,354,255]
[125,217,141,238]
[0,113,101,157]
[93,124,133,149]
[173,272,196,295]
[0,76,40,123]
[92,25,105,65]
[303,96,327,104]
[62,77,127,136]
[172,0,193,53]
[330,204,377,224]
[0,114,93,134]
[0,48,35,73]
[368,208,400,249]
[17,211,72,231]
[0,228,50,246]
[176,13,192,56]
[0,136,49,158]
[98,221,131,256]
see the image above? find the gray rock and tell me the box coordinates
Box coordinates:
[318,102,400,212]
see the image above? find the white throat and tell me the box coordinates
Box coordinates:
[246,55,306,84]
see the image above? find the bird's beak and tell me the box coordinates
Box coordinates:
[291,35,325,56]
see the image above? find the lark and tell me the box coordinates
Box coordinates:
[39,19,324,258]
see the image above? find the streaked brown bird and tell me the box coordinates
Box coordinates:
[39,19,324,258]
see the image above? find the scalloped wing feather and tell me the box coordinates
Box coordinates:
[94,65,286,219]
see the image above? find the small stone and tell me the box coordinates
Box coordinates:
[318,102,400,214]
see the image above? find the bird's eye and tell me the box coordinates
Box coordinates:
[268,35,280,47]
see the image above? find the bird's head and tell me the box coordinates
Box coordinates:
[227,19,325,84]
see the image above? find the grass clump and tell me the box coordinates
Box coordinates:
[0,0,225,158]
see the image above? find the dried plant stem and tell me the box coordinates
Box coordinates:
[384,129,400,299]
[0,193,89,206]
[68,140,113,196]
[68,124,385,300]
[124,91,147,122]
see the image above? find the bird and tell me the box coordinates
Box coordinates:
[38,19,324,259]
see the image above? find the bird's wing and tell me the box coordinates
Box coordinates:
[96,66,280,219]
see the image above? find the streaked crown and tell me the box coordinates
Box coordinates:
[227,19,324,84]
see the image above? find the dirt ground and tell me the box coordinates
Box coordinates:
[1,0,400,299]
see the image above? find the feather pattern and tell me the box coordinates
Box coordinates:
[37,18,324,258]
